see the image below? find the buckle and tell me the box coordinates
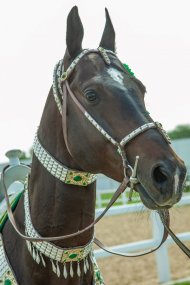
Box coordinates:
[60,72,68,82]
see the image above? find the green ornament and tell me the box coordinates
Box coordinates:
[96,271,101,279]
[74,175,82,182]
[69,253,78,259]
[4,279,12,285]
[123,63,135,77]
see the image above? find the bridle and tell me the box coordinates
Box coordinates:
[2,47,190,258]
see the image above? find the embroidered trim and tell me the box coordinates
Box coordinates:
[91,251,105,285]
[33,134,97,186]
[0,235,18,285]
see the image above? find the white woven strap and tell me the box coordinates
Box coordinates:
[33,134,97,186]
[0,235,18,284]
[120,122,156,147]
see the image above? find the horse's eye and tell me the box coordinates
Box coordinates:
[85,90,97,102]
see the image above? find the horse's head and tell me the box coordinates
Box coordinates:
[62,6,186,210]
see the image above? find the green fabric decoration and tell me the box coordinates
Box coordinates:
[4,279,12,285]
[0,191,24,233]
[123,63,135,77]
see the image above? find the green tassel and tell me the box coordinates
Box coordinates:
[123,63,135,77]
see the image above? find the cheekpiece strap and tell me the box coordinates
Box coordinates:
[33,134,97,186]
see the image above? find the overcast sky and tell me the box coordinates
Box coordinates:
[0,0,190,162]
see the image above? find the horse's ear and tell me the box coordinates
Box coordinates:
[99,8,115,52]
[66,6,84,58]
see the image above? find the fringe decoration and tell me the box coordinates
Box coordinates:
[86,256,89,270]
[32,247,36,261]
[28,242,32,254]
[36,250,40,264]
[40,252,46,267]
[51,259,57,274]
[56,261,60,277]
[70,261,74,277]
[63,262,67,279]
[77,261,81,277]
[27,242,93,280]
[84,258,87,274]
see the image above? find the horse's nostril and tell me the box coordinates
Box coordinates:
[153,166,168,184]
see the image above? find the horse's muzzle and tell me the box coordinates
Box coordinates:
[137,159,187,209]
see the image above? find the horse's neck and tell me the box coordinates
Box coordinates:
[29,89,96,248]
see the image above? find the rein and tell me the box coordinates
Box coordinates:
[2,47,190,259]
[2,163,170,258]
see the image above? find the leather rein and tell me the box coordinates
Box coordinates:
[2,47,190,258]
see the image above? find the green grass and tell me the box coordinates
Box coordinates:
[96,185,190,208]
[173,281,190,285]
[96,191,141,208]
[184,185,190,192]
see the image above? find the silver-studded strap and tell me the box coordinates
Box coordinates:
[33,134,97,186]
[84,112,118,146]
[53,60,63,114]
[120,122,156,147]
[60,48,115,82]
[52,47,116,115]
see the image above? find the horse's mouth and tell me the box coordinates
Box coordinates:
[135,183,173,210]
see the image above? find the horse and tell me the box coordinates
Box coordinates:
[1,6,186,285]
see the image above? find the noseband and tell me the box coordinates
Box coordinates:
[3,47,190,259]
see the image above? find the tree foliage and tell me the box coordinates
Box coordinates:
[168,124,190,140]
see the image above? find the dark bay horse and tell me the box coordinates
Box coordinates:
[2,6,186,285]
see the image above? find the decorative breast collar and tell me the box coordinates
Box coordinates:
[24,179,104,284]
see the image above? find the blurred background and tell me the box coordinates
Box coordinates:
[0,1,190,284]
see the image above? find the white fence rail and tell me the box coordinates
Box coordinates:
[94,195,190,284]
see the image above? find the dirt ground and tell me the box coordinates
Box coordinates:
[94,205,190,285]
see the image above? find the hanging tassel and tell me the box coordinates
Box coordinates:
[86,256,89,270]
[56,261,60,277]
[27,241,32,254]
[35,250,40,264]
[40,252,46,267]
[63,262,68,279]
[70,261,74,277]
[84,258,87,274]
[51,259,57,274]
[77,261,81,277]
[32,247,36,261]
